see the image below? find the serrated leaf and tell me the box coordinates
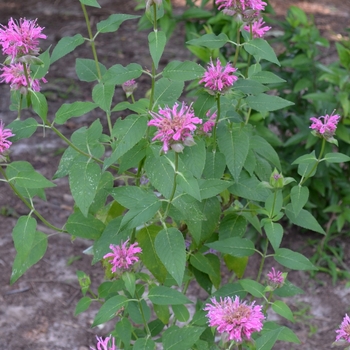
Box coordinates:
[285,204,325,234]
[264,221,283,251]
[249,71,286,84]
[244,38,280,65]
[187,33,228,49]
[155,228,186,286]
[153,78,184,106]
[103,63,143,85]
[206,237,255,257]
[251,135,281,169]
[176,168,201,201]
[7,118,38,141]
[11,216,47,284]
[274,248,317,271]
[162,326,205,350]
[255,328,282,350]
[51,34,85,64]
[148,30,166,69]
[198,179,232,199]
[92,82,115,112]
[115,318,132,348]
[290,186,309,217]
[80,0,100,7]
[217,123,250,181]
[179,138,206,179]
[234,78,268,95]
[97,13,140,33]
[163,60,205,81]
[92,295,128,327]
[272,300,294,322]
[148,286,192,305]
[245,93,294,112]
[11,170,55,189]
[31,91,48,122]
[75,58,106,82]
[240,279,265,298]
[133,338,156,350]
[190,252,216,276]
[324,152,350,163]
[172,304,190,323]
[55,101,98,124]
[219,213,247,240]
[202,151,226,179]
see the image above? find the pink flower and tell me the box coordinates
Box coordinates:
[0,63,47,93]
[0,18,46,61]
[335,314,350,343]
[215,0,267,16]
[244,18,271,38]
[267,267,284,288]
[122,79,137,97]
[310,113,340,139]
[103,239,142,272]
[0,121,14,154]
[199,58,238,94]
[202,110,217,134]
[90,335,116,350]
[204,296,264,343]
[148,102,202,153]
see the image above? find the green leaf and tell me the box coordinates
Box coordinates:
[92,82,115,112]
[274,248,317,271]
[104,114,147,170]
[92,295,128,327]
[255,328,282,350]
[292,151,317,164]
[179,138,206,179]
[249,71,286,84]
[217,123,250,181]
[187,33,228,49]
[336,42,350,70]
[10,169,55,189]
[31,91,48,122]
[290,185,309,217]
[285,204,325,234]
[202,151,226,179]
[111,186,155,209]
[172,304,190,323]
[133,338,156,350]
[176,168,201,201]
[245,93,294,112]
[97,13,140,33]
[69,159,101,217]
[55,101,98,124]
[80,0,100,7]
[103,63,143,85]
[251,135,281,169]
[190,252,216,276]
[324,152,350,163]
[219,213,247,240]
[145,150,174,198]
[31,48,50,79]
[272,300,294,322]
[244,38,280,65]
[75,58,106,82]
[198,179,232,199]
[234,78,268,95]
[148,30,166,69]
[148,286,192,305]
[162,326,205,350]
[240,279,265,298]
[153,78,184,106]
[163,60,205,81]
[66,211,105,240]
[264,221,283,251]
[206,237,255,257]
[11,216,47,284]
[118,139,148,173]
[115,318,132,348]
[51,34,85,64]
[155,227,186,286]
[7,118,38,141]
[75,296,92,316]
[137,225,167,283]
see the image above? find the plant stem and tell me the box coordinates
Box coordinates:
[163,152,179,219]
[212,94,221,152]
[256,237,269,282]
[233,23,241,67]
[0,167,67,233]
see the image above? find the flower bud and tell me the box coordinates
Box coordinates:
[269,168,284,189]
[122,79,137,98]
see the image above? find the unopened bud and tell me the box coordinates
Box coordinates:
[171,143,184,153]
[269,168,284,189]
[122,79,137,98]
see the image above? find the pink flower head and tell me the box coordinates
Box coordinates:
[0,18,46,61]
[267,267,284,288]
[335,314,350,343]
[204,296,264,343]
[103,239,142,272]
[0,63,47,93]
[244,18,271,38]
[148,102,202,153]
[122,79,137,97]
[199,58,238,94]
[310,113,341,140]
[215,0,267,17]
[0,121,14,154]
[90,335,116,350]
[202,110,217,134]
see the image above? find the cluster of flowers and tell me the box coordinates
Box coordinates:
[215,0,271,38]
[0,17,47,93]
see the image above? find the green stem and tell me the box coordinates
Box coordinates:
[0,167,67,233]
[256,237,269,282]
[212,94,221,152]
[135,289,151,336]
[17,93,23,120]
[163,152,179,219]
[233,23,241,67]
